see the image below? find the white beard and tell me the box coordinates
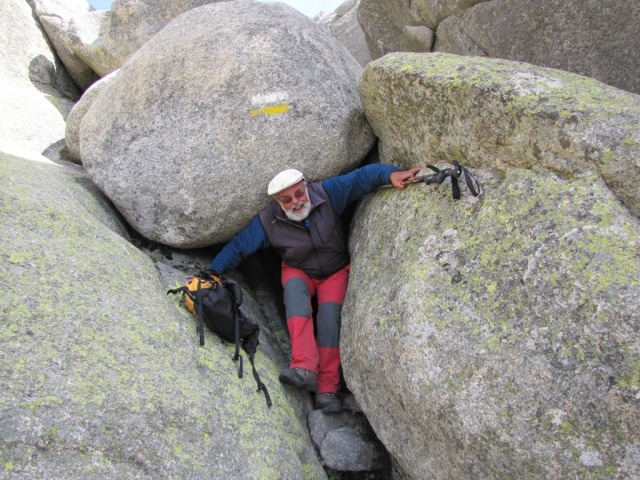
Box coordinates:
[283,199,311,222]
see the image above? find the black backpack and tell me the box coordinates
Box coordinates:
[168,271,272,407]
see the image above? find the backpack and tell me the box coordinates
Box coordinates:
[168,271,272,407]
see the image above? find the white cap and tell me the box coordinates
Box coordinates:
[267,169,304,195]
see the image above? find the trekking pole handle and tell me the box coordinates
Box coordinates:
[400,175,428,186]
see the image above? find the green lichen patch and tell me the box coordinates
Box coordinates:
[0,151,321,478]
[343,165,640,479]
[359,52,640,218]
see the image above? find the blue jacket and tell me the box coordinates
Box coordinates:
[209,164,399,274]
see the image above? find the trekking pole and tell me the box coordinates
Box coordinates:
[393,161,481,199]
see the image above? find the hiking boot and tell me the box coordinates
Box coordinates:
[278,367,317,392]
[315,392,342,414]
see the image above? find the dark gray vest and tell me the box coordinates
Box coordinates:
[258,182,349,279]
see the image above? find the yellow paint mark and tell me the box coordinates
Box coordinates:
[250,103,290,117]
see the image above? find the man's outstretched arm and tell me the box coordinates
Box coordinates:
[322,164,423,215]
[208,216,270,274]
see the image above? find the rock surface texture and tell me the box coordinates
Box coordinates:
[0,0,77,159]
[359,53,640,218]
[358,0,435,59]
[357,0,640,94]
[343,52,640,479]
[80,0,374,248]
[308,409,389,472]
[65,70,118,163]
[28,0,98,90]
[319,0,372,67]
[65,0,230,77]
[1,2,328,478]
[0,151,325,479]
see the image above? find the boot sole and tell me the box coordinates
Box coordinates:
[278,371,317,392]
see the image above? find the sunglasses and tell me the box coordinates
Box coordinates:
[278,189,306,205]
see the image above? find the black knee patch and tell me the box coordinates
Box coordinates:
[283,277,312,318]
[316,302,342,347]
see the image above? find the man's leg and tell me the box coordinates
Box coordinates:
[315,264,350,412]
[279,263,318,391]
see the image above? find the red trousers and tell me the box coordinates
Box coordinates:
[281,263,350,394]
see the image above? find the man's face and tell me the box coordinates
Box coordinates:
[276,181,311,221]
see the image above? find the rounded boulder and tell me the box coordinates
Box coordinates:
[80,0,374,248]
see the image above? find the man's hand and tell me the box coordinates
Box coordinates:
[390,167,425,189]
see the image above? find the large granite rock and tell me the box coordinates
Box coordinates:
[411,0,481,28]
[0,150,326,479]
[357,0,434,59]
[0,2,333,476]
[344,167,640,479]
[359,53,640,218]
[65,0,230,77]
[319,0,372,67]
[357,0,640,94]
[65,70,118,163]
[343,51,640,479]
[308,410,389,472]
[27,0,98,90]
[434,0,640,95]
[0,0,77,159]
[79,0,374,248]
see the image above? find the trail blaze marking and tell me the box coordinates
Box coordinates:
[250,91,290,117]
[250,103,290,116]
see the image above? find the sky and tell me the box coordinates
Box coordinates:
[87,0,347,18]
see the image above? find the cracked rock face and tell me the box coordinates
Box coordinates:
[1,0,77,158]
[319,0,372,68]
[357,0,640,95]
[28,0,98,90]
[308,408,389,473]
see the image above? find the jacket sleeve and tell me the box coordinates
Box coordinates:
[208,216,270,274]
[322,164,399,215]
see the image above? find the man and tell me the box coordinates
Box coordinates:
[208,163,422,413]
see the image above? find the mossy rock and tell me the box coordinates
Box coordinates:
[343,166,640,479]
[359,52,640,218]
[0,151,325,479]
